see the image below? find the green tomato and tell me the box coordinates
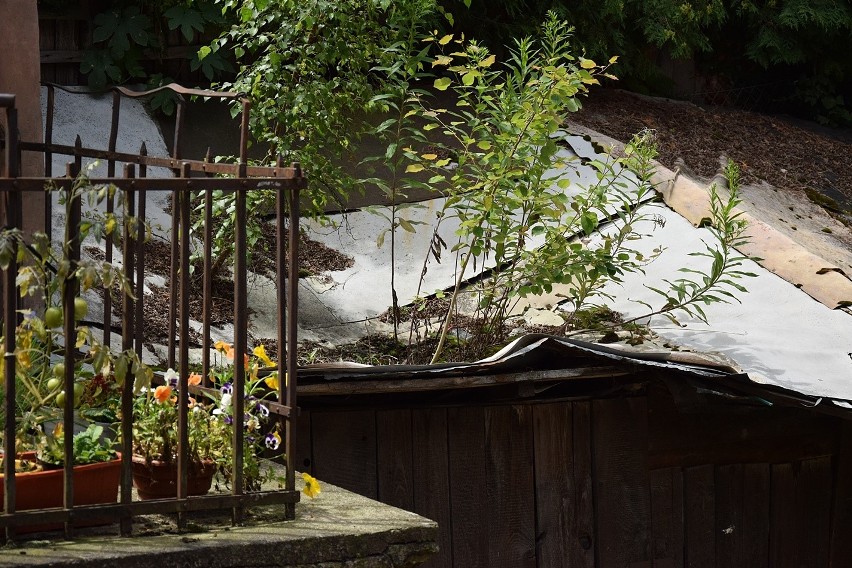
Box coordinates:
[47,377,61,391]
[73,382,84,401]
[55,391,66,407]
[44,307,63,329]
[73,297,88,321]
[52,363,65,378]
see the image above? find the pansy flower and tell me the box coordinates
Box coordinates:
[188,373,202,386]
[302,473,321,499]
[253,345,275,368]
[163,368,179,387]
[264,431,281,451]
[154,384,173,404]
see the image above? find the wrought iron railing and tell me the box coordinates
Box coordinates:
[0,84,304,538]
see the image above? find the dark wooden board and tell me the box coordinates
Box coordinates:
[376,409,414,511]
[311,410,377,499]
[770,462,796,568]
[53,18,80,85]
[714,464,743,567]
[741,463,769,567]
[293,409,313,475]
[485,405,536,568]
[650,467,684,568]
[831,421,852,567]
[532,402,574,568]
[593,397,652,567]
[447,406,488,567]
[799,456,832,567]
[684,464,715,568]
[39,18,57,83]
[412,408,452,568]
[647,383,838,468]
[572,401,596,568]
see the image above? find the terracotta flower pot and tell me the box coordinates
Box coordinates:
[0,451,121,532]
[131,455,217,500]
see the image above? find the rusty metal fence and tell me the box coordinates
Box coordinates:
[0,84,303,538]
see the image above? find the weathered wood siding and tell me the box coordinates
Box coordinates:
[297,381,851,568]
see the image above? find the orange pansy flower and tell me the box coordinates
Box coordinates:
[154,385,172,403]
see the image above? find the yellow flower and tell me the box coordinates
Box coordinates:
[264,373,279,391]
[214,340,231,353]
[253,344,275,368]
[302,472,321,499]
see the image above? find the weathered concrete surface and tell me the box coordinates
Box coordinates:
[0,479,438,567]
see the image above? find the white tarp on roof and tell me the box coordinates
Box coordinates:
[577,202,852,401]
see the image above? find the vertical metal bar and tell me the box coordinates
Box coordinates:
[102,92,121,349]
[120,165,136,536]
[286,164,301,516]
[168,187,178,368]
[231,98,252,524]
[168,95,185,366]
[73,135,82,176]
[63,162,82,539]
[44,86,54,177]
[173,97,185,162]
[134,143,147,359]
[2,127,21,537]
[202,148,212,386]
[233,165,248,525]
[45,86,54,238]
[107,91,121,178]
[177,162,191,529]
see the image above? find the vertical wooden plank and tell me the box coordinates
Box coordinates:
[448,406,488,567]
[741,463,770,568]
[533,402,574,568]
[770,462,796,568]
[54,18,78,85]
[311,410,377,499]
[715,464,743,567]
[800,456,832,567]
[593,397,652,567]
[772,457,832,568]
[376,409,414,511]
[572,401,596,568]
[684,464,715,568]
[485,405,536,568]
[294,409,313,475]
[650,468,684,568]
[39,17,57,84]
[412,408,452,568]
[831,421,852,567]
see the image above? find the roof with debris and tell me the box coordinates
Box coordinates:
[45,89,852,411]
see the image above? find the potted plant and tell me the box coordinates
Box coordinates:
[0,423,121,531]
[0,181,152,515]
[130,371,225,499]
[131,342,287,499]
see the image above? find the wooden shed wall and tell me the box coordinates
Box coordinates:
[296,381,852,568]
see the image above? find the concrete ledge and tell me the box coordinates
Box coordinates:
[0,479,438,567]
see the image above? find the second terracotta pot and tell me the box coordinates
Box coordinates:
[131,455,217,500]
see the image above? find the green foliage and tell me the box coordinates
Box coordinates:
[0,175,153,452]
[637,160,757,326]
[80,1,228,93]
[209,0,440,213]
[442,0,852,123]
[409,14,643,361]
[38,423,117,467]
